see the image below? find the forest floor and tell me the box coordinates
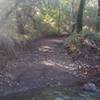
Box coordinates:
[0,35,100,96]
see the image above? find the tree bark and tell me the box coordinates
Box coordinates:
[16,11,25,35]
[76,0,86,33]
[96,0,100,32]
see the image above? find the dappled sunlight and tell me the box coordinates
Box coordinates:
[48,39,64,44]
[23,35,31,40]
[87,0,97,7]
[40,60,55,66]
[38,45,53,52]
[40,60,77,72]
[83,25,95,33]
[0,0,100,98]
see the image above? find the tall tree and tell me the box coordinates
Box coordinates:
[96,0,100,32]
[76,0,86,33]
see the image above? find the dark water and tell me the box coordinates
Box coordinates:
[2,87,100,100]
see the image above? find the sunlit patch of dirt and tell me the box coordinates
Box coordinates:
[40,60,77,72]
[48,39,64,44]
[38,45,54,52]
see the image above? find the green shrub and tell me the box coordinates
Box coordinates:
[65,33,81,47]
[65,32,100,50]
[81,32,100,48]
[0,33,16,58]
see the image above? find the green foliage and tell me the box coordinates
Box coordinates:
[0,0,99,50]
[81,32,100,48]
[2,0,95,37]
[81,32,100,43]
[65,32,100,51]
[65,33,81,47]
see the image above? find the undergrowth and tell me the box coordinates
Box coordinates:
[65,32,100,55]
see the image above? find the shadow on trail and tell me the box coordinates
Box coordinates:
[0,35,81,97]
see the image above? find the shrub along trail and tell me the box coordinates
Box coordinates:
[0,35,99,96]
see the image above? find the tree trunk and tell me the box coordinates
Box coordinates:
[96,0,100,32]
[57,4,61,33]
[76,0,86,33]
[16,11,25,35]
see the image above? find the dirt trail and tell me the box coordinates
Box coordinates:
[0,36,81,96]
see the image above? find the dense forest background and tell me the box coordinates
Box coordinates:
[0,0,99,65]
[0,0,99,40]
[0,0,99,54]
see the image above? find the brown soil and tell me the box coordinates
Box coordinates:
[0,35,99,96]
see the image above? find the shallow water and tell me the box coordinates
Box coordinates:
[2,87,100,100]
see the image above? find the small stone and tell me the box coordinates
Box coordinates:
[5,73,15,80]
[50,78,54,81]
[57,82,61,86]
[82,83,96,92]
[55,97,63,100]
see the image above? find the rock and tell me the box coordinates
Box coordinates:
[82,83,96,92]
[55,97,63,100]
